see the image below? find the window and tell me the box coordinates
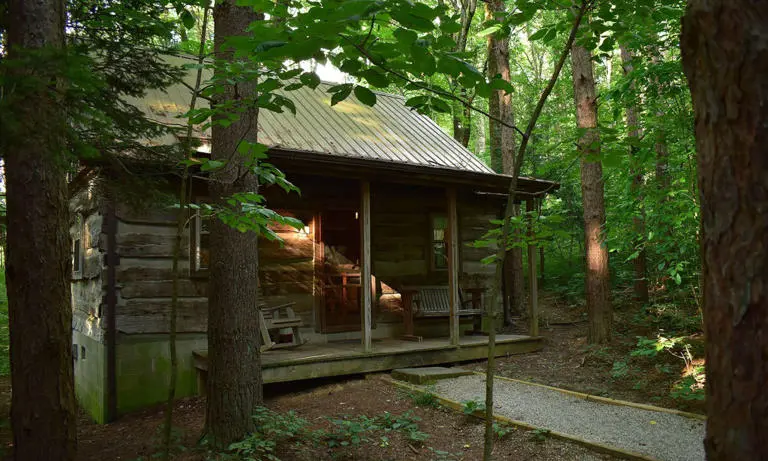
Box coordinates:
[72,238,82,273]
[72,214,83,276]
[191,210,210,274]
[431,214,448,270]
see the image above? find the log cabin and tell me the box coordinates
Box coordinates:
[70,60,557,423]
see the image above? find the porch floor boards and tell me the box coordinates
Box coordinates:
[193,334,542,387]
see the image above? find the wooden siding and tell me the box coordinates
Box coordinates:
[70,197,107,342]
[105,178,503,335]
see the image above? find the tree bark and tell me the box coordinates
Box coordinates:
[571,43,612,344]
[681,2,768,459]
[486,0,524,325]
[451,0,476,147]
[205,0,262,449]
[620,45,649,305]
[2,0,78,459]
[650,55,671,192]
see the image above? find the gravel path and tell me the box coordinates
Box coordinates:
[430,374,705,461]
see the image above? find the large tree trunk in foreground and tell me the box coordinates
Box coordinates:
[486,0,524,325]
[571,43,612,344]
[681,3,768,459]
[205,0,262,449]
[2,0,78,459]
[620,45,649,305]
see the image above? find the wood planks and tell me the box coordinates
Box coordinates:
[447,188,460,345]
[360,180,372,353]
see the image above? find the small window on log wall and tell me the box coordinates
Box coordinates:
[431,214,448,271]
[72,214,83,276]
[191,211,210,275]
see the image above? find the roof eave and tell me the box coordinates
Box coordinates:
[267,147,559,196]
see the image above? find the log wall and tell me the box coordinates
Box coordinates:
[70,193,106,342]
[105,175,503,335]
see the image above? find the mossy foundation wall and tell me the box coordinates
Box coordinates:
[115,333,207,415]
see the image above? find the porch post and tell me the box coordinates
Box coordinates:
[360,180,373,353]
[447,188,460,346]
[526,198,539,336]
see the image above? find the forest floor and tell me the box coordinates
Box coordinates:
[0,290,704,460]
[478,292,706,416]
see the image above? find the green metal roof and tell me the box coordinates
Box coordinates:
[129,56,495,176]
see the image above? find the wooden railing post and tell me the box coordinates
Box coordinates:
[447,188,460,346]
[360,180,372,353]
[526,199,539,336]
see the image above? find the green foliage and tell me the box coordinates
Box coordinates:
[529,428,551,443]
[670,367,705,402]
[461,400,485,415]
[228,407,314,460]
[408,389,440,408]
[493,422,515,440]
[610,360,630,379]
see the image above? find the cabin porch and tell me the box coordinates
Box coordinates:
[192,334,542,391]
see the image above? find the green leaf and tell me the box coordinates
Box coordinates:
[430,97,451,113]
[405,95,429,109]
[489,78,514,94]
[477,24,502,37]
[200,159,224,172]
[354,86,377,106]
[180,9,196,29]
[528,28,549,41]
[360,69,389,88]
[329,84,353,106]
[300,72,321,89]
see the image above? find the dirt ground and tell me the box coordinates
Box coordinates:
[74,377,616,461]
[0,293,703,460]
[482,293,706,415]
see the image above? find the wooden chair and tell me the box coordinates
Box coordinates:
[258,302,307,352]
[399,286,484,341]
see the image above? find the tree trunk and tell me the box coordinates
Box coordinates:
[451,0,476,147]
[486,0,514,175]
[205,0,262,449]
[2,0,78,459]
[571,43,612,344]
[620,45,649,305]
[486,0,524,326]
[681,3,768,459]
[651,55,671,191]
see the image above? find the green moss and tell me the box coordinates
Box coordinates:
[115,334,206,415]
[73,332,107,423]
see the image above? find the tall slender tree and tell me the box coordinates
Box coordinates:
[1,0,78,458]
[205,0,263,449]
[571,41,612,343]
[450,0,477,147]
[619,45,649,305]
[485,0,524,324]
[681,2,768,459]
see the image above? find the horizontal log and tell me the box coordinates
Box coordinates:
[116,233,189,258]
[116,298,208,334]
[120,280,208,299]
[116,203,178,225]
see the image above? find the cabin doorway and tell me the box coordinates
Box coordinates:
[317,210,362,333]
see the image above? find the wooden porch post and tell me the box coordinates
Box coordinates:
[360,180,373,353]
[526,198,539,336]
[447,188,460,346]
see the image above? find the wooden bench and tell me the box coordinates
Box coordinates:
[258,302,308,352]
[400,286,484,341]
